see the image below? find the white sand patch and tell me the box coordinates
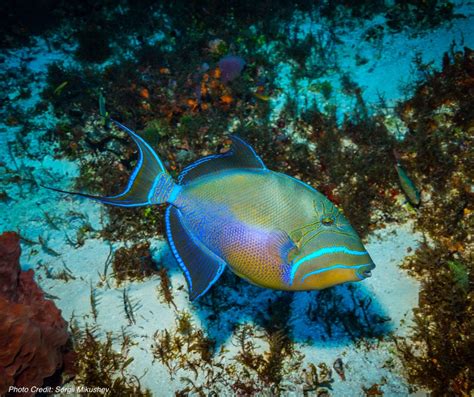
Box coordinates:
[268,2,474,125]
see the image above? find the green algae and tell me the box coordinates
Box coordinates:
[447,260,469,293]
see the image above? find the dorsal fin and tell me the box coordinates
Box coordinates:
[177,136,266,185]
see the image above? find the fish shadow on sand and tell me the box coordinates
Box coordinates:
[189,271,393,349]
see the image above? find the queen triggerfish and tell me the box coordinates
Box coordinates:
[47,120,375,300]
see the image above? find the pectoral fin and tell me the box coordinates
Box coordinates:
[165,206,226,300]
[270,229,298,265]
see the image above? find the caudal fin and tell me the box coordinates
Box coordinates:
[43,120,179,207]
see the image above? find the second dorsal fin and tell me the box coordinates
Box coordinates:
[177,136,266,185]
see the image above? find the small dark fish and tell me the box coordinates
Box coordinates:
[99,92,106,117]
[393,150,420,206]
[333,358,345,381]
[99,92,110,129]
[53,81,68,96]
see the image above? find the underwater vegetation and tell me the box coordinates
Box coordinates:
[151,300,339,396]
[112,242,157,285]
[397,244,473,396]
[69,323,152,397]
[152,311,215,376]
[393,47,474,396]
[1,0,472,395]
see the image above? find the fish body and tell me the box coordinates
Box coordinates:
[48,121,375,300]
[176,168,373,293]
[395,162,420,206]
[53,81,68,96]
[393,150,420,206]
[253,92,271,101]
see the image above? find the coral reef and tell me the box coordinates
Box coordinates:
[0,232,69,396]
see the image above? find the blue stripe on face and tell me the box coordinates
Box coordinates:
[289,246,367,285]
[301,263,371,282]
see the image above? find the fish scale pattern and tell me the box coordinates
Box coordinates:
[178,169,315,289]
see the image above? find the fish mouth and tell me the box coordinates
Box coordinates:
[356,262,376,280]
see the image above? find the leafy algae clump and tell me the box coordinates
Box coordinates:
[112,242,157,285]
[71,327,151,396]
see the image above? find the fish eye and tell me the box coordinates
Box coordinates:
[321,216,334,226]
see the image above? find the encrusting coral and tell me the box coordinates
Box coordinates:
[0,232,69,396]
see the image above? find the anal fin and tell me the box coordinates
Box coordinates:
[165,206,226,300]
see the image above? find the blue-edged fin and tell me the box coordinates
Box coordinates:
[166,206,226,300]
[178,135,267,185]
[42,120,180,207]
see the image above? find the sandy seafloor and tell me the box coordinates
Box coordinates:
[1,2,473,396]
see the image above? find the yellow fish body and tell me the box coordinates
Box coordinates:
[177,168,374,294]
